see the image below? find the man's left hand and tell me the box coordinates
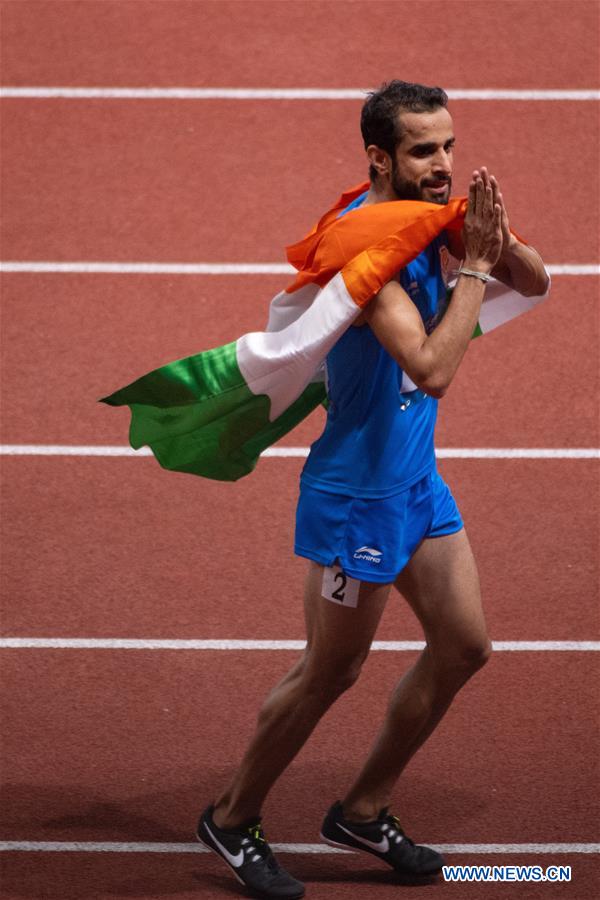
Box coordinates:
[447,167,549,296]
[488,170,517,259]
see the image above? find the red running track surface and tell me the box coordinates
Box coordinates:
[1,1,599,898]
[2,0,598,90]
[1,457,598,641]
[1,853,598,900]
[1,650,598,843]
[1,276,598,447]
[1,650,598,897]
[1,100,598,263]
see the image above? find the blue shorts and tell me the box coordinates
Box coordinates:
[294,469,463,583]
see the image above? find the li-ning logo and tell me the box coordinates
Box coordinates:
[353,546,383,564]
[439,244,452,286]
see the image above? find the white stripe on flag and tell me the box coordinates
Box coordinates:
[237,272,358,420]
[478,278,547,333]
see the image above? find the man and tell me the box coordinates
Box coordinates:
[196,80,549,899]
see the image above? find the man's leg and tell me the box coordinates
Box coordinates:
[342,527,492,820]
[213,562,391,829]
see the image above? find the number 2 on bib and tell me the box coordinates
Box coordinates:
[331,571,347,601]
[321,565,360,608]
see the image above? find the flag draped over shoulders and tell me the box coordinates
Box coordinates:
[101,182,547,482]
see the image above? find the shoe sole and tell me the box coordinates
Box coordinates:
[196,829,306,900]
[319,830,443,877]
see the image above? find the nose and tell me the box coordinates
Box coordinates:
[432,148,452,177]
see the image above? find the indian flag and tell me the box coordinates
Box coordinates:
[101,183,548,481]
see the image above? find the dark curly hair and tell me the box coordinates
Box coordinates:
[361,80,449,181]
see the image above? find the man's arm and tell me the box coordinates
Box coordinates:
[363,276,487,398]
[364,169,503,399]
[489,237,550,297]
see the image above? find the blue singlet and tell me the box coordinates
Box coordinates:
[300,194,450,500]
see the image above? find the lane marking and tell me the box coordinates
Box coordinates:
[0,840,597,854]
[1,446,598,460]
[545,265,600,275]
[0,262,293,275]
[0,262,598,276]
[1,639,598,651]
[1,87,599,101]
[434,448,600,459]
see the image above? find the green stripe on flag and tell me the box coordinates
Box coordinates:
[100,341,325,481]
[472,321,483,338]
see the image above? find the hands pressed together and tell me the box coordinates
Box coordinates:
[461,167,513,274]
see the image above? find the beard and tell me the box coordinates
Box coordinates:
[391,162,452,206]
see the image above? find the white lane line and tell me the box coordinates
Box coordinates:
[0,262,598,276]
[1,639,598,651]
[0,840,597,854]
[1,446,598,460]
[434,449,600,459]
[1,87,599,101]
[0,262,293,275]
[546,265,600,275]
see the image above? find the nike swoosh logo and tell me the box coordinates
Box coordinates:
[204,821,244,867]
[337,823,389,854]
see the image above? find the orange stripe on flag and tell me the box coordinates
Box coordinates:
[286,181,370,273]
[340,200,468,307]
[286,192,468,294]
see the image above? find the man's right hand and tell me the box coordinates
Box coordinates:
[461,167,503,273]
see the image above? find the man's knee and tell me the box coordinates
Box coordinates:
[301,646,368,698]
[458,636,493,673]
[434,635,492,682]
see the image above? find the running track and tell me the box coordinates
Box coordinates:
[1,2,599,898]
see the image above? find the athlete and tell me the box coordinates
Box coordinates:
[196,81,549,899]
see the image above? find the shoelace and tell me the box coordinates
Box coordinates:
[249,824,266,844]
[242,823,279,870]
[384,814,415,847]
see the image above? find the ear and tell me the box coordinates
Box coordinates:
[366,144,392,178]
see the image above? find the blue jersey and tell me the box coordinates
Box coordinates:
[300,196,450,499]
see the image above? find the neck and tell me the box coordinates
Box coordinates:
[363,176,398,205]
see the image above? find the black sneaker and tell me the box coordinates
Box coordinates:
[197,805,305,899]
[320,801,444,876]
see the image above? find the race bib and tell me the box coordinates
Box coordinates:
[322,565,360,608]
